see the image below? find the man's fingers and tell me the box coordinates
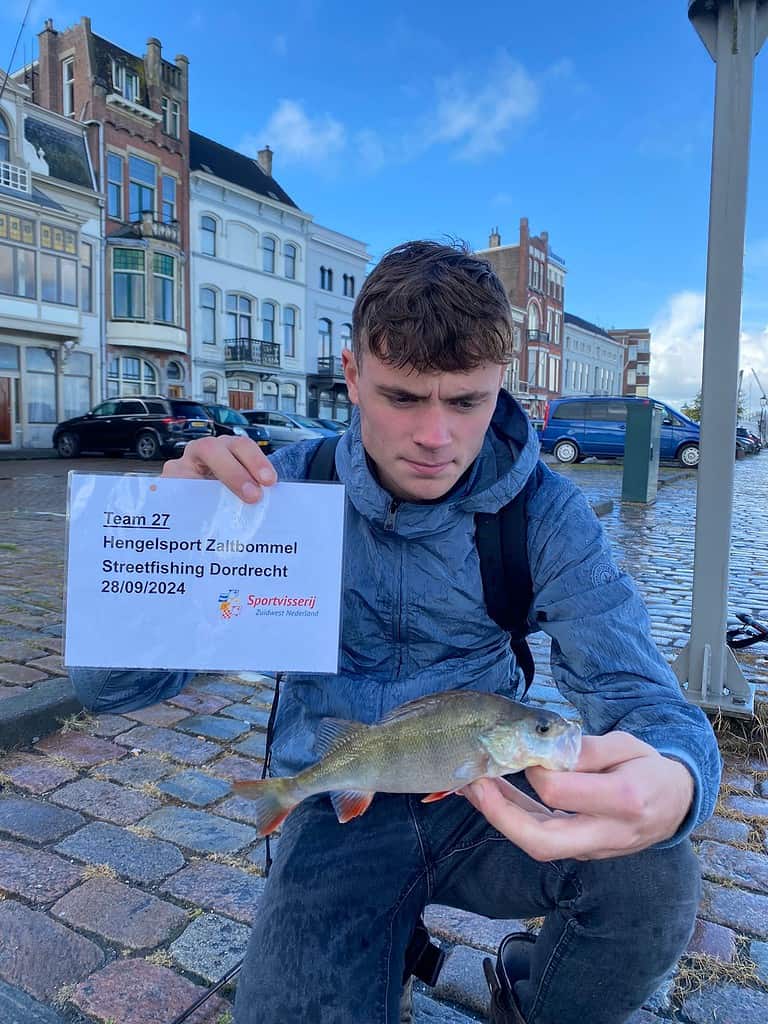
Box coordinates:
[525,762,651,818]
[571,732,649,773]
[162,436,276,501]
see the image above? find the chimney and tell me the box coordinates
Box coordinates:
[145,37,162,88]
[257,145,273,176]
[489,226,501,248]
[38,19,59,110]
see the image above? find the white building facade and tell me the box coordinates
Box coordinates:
[0,71,101,450]
[562,313,624,397]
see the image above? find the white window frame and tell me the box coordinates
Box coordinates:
[62,59,75,117]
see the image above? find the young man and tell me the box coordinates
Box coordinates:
[71,241,720,1024]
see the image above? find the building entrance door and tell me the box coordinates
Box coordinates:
[0,378,12,444]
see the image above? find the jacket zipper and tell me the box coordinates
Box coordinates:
[383,498,403,673]
[384,498,400,531]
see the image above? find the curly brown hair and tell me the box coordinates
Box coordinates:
[352,240,514,373]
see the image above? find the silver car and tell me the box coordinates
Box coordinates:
[241,410,326,447]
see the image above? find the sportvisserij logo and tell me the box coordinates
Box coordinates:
[218,589,242,620]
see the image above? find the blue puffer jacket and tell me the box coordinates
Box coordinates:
[71,392,721,844]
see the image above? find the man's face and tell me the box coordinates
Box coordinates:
[343,348,505,502]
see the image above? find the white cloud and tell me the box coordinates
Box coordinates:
[429,56,538,160]
[649,290,768,419]
[241,100,345,167]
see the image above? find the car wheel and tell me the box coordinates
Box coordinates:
[554,439,579,464]
[56,432,80,458]
[136,432,160,460]
[678,443,700,468]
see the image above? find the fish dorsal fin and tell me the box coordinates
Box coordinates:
[315,717,365,759]
[378,690,467,725]
[329,790,375,823]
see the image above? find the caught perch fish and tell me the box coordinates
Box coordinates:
[233,690,582,836]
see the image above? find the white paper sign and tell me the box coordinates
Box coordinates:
[65,473,345,673]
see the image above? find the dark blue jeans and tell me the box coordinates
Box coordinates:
[233,785,700,1024]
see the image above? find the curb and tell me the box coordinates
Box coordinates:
[0,677,81,750]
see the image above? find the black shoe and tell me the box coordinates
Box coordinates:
[483,931,536,1024]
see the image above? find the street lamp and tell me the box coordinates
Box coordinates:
[672,0,768,715]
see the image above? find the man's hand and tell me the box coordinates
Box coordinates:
[162,435,277,502]
[461,732,694,861]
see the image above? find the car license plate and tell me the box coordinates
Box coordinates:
[189,420,206,428]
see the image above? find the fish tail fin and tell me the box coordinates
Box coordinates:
[232,777,300,836]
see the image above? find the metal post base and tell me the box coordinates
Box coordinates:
[672,643,755,717]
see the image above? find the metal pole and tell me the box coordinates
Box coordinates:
[673,0,767,715]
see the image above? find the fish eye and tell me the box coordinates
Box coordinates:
[535,721,551,736]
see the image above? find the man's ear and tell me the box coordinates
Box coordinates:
[342,349,360,405]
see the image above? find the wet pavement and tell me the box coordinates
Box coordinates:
[0,451,767,1023]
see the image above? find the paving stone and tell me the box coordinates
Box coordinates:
[245,837,270,870]
[123,703,191,728]
[215,794,268,826]
[692,816,751,845]
[642,971,674,1012]
[71,958,228,1024]
[161,860,266,923]
[139,806,256,854]
[0,641,47,661]
[51,877,188,951]
[0,797,84,842]
[207,754,265,783]
[168,690,232,714]
[50,778,161,825]
[0,664,47,684]
[433,945,488,1017]
[194,679,255,701]
[0,839,84,903]
[750,939,768,984]
[95,753,175,785]
[34,732,127,767]
[55,822,185,884]
[174,713,250,741]
[700,881,768,939]
[158,769,232,806]
[424,905,528,953]
[0,685,27,700]
[686,918,738,962]
[682,981,768,1024]
[0,753,77,793]
[220,702,272,728]
[90,713,132,737]
[234,731,267,759]
[0,978,69,1024]
[0,626,40,641]
[0,900,104,1001]
[413,992,477,1023]
[115,725,220,765]
[724,795,768,822]
[27,654,63,673]
[698,841,768,894]
[169,912,251,983]
[722,768,755,794]
[759,779,768,799]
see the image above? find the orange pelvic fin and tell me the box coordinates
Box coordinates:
[329,790,375,823]
[421,790,458,803]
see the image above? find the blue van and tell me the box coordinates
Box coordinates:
[539,396,701,467]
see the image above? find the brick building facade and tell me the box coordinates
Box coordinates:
[606,327,651,396]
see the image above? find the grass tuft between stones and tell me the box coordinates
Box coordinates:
[672,951,763,1001]
[58,711,98,734]
[711,700,768,766]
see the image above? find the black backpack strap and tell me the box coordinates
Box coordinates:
[307,435,341,482]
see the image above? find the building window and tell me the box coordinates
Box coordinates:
[263,236,276,273]
[262,301,276,342]
[202,375,218,403]
[201,216,216,256]
[107,153,123,220]
[201,288,216,344]
[262,381,278,411]
[283,307,296,357]
[0,212,36,299]
[112,248,145,319]
[319,318,332,357]
[340,322,352,350]
[0,116,9,162]
[153,253,175,324]
[167,360,183,382]
[161,176,176,224]
[107,355,157,398]
[62,59,75,117]
[80,241,93,313]
[343,274,355,298]
[627,368,637,387]
[40,251,77,305]
[27,347,57,423]
[281,382,297,414]
[129,155,156,221]
[284,242,297,279]
[320,266,333,291]
[161,97,180,138]
[628,343,638,360]
[226,294,252,339]
[112,60,140,103]
[63,351,92,419]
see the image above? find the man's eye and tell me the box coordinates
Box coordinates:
[390,395,415,405]
[454,400,477,410]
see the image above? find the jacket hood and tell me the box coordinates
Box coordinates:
[334,389,540,539]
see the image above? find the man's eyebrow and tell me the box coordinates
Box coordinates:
[376,386,493,402]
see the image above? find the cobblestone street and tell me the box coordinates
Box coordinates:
[1,453,767,1023]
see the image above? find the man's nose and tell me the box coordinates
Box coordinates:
[414,407,451,448]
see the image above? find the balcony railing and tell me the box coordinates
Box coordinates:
[0,161,31,194]
[134,211,180,244]
[225,338,281,368]
[527,330,550,343]
[316,355,345,379]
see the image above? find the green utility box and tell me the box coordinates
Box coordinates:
[622,400,663,503]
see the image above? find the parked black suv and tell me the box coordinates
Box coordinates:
[53,396,214,460]
[201,403,274,453]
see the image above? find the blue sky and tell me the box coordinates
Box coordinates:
[3,0,767,411]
